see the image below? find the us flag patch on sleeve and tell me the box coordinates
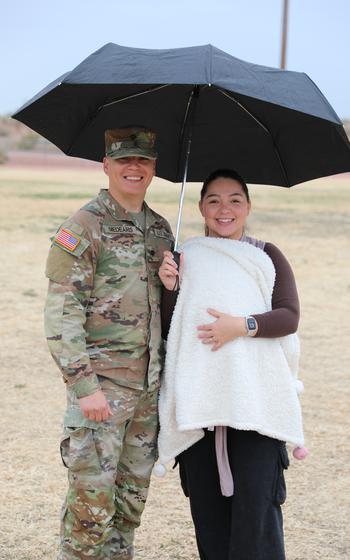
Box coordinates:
[54,228,81,252]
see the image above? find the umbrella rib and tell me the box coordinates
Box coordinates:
[217,88,291,187]
[99,84,172,110]
[217,88,270,133]
[66,84,173,156]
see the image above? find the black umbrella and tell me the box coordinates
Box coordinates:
[12,43,350,248]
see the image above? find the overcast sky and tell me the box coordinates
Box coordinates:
[2,0,349,119]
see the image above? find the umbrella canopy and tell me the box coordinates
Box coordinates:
[12,43,350,188]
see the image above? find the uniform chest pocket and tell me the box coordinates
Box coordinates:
[99,238,146,276]
[150,229,174,256]
[147,255,162,285]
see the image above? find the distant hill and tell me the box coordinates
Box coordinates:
[1,114,349,164]
[0,116,60,158]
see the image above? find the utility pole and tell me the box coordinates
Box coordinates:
[280,0,289,69]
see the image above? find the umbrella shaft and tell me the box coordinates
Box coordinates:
[174,86,200,251]
[174,138,191,251]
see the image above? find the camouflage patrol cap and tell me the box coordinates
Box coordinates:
[105,127,157,160]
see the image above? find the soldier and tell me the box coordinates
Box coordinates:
[44,127,173,560]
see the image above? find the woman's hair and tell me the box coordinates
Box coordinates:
[200,169,250,237]
[200,168,250,203]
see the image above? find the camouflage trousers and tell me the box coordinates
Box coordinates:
[59,379,159,560]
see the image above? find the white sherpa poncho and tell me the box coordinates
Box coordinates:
[158,236,304,464]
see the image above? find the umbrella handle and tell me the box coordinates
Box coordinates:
[172,250,181,269]
[171,250,181,291]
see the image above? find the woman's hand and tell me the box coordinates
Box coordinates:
[197,308,248,351]
[158,250,183,290]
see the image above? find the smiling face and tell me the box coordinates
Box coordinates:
[103,156,156,210]
[199,177,251,240]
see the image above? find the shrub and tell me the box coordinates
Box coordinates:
[0,149,8,164]
[17,133,39,151]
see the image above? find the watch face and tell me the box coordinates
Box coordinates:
[247,318,256,330]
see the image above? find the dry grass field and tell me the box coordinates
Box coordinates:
[0,165,349,559]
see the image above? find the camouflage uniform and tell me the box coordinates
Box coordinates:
[45,188,173,559]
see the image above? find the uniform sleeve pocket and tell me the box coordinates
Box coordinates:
[60,427,101,473]
[273,443,289,505]
[46,238,90,282]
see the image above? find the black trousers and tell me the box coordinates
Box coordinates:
[178,429,289,560]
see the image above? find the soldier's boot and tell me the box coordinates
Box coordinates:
[114,545,134,559]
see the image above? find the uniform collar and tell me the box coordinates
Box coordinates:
[99,188,160,231]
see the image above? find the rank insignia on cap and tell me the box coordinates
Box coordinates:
[54,228,81,252]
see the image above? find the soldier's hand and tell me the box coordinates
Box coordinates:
[79,390,113,422]
[158,250,183,290]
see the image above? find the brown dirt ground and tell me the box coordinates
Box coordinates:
[0,166,349,559]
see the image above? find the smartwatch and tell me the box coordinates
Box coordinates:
[245,316,258,337]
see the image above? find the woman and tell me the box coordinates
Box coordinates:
[158,169,306,560]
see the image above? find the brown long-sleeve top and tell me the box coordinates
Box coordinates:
[161,242,300,339]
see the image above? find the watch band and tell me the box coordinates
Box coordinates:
[245,316,258,337]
